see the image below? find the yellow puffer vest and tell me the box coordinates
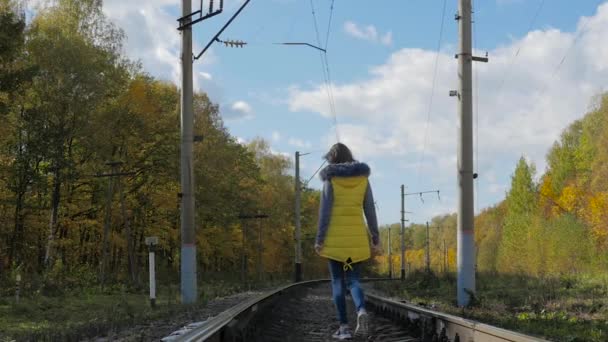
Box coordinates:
[319,176,371,265]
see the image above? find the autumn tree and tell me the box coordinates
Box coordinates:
[498,157,537,274]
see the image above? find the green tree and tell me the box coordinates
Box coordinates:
[498,157,537,274]
[0,0,30,269]
[23,0,126,269]
[475,203,505,273]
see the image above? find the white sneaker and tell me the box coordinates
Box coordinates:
[332,325,352,340]
[355,310,369,336]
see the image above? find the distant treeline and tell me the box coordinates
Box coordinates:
[380,94,608,278]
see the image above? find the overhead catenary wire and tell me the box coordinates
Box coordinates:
[323,54,340,141]
[323,0,339,141]
[309,0,340,142]
[309,1,333,114]
[535,0,603,98]
[495,0,546,97]
[324,0,335,50]
[311,0,339,141]
[303,159,328,188]
[416,0,448,182]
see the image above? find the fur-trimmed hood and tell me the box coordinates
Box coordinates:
[319,162,371,181]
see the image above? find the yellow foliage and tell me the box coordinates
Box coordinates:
[585,192,608,249]
[557,185,583,214]
[539,174,558,217]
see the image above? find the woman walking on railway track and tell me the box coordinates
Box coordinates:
[314,143,381,340]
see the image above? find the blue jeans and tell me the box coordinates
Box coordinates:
[328,260,365,324]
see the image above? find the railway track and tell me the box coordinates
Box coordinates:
[165,280,549,342]
[247,283,416,342]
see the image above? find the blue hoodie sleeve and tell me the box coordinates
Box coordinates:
[316,180,333,245]
[364,182,380,245]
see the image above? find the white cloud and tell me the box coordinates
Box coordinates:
[294,4,608,165]
[380,31,393,46]
[343,21,393,46]
[269,148,290,159]
[25,0,224,89]
[271,131,281,142]
[288,138,312,149]
[222,100,254,121]
[291,3,608,211]
[231,101,252,114]
[199,72,213,81]
[100,0,183,83]
[488,183,507,195]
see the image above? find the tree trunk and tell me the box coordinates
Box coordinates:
[10,116,30,269]
[44,167,61,268]
[9,190,25,267]
[119,177,137,286]
[100,173,114,287]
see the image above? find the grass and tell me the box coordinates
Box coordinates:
[0,291,169,342]
[371,271,608,342]
[0,277,289,342]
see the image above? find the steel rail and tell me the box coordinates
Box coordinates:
[175,278,549,342]
[366,293,549,342]
[177,279,327,341]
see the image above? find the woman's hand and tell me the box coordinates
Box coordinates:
[371,242,383,256]
[314,243,323,255]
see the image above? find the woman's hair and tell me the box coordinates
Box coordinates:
[324,143,355,164]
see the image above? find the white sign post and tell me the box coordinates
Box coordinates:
[145,236,158,307]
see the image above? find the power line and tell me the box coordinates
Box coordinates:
[323,0,340,141]
[495,0,546,96]
[309,0,340,142]
[309,0,334,122]
[536,0,602,98]
[309,0,323,49]
[416,0,448,182]
[323,53,340,141]
[324,0,336,50]
[303,159,327,187]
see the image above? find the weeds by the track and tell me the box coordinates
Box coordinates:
[371,271,608,342]
[0,278,289,341]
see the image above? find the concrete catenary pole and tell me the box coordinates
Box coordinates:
[457,0,475,307]
[400,185,406,280]
[294,151,302,282]
[180,0,197,304]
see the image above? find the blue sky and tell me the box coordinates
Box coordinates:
[33,0,608,225]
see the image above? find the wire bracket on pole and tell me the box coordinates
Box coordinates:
[177,0,224,30]
[274,42,327,53]
[194,0,252,60]
[216,38,247,48]
[455,52,489,63]
[176,0,251,60]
